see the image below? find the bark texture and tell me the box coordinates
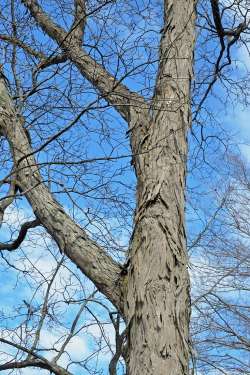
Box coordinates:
[0,0,196,374]
[0,80,122,312]
[124,1,196,374]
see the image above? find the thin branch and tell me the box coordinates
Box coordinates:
[53,290,97,362]
[194,1,249,120]
[0,218,41,251]
[29,258,64,354]
[109,312,127,375]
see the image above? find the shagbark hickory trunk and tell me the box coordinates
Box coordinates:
[125,2,196,374]
[0,0,196,374]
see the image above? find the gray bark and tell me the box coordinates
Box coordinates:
[125,1,196,374]
[0,0,196,374]
[0,80,123,312]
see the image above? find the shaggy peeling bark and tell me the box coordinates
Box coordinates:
[0,0,196,374]
[125,1,195,374]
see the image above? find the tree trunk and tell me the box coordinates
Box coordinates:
[124,2,196,374]
[1,1,196,373]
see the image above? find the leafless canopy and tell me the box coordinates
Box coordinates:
[0,0,249,374]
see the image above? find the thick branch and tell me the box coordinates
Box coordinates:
[0,34,68,73]
[0,34,44,59]
[0,76,123,313]
[0,359,68,375]
[0,218,40,251]
[0,180,16,227]
[0,338,72,375]
[0,359,49,372]
[71,0,86,45]
[36,53,68,70]
[210,0,248,40]
[152,2,195,115]
[210,0,225,47]
[21,0,149,129]
[109,313,127,375]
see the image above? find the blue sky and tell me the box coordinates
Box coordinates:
[0,0,250,374]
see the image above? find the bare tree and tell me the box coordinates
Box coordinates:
[0,1,249,374]
[188,154,250,375]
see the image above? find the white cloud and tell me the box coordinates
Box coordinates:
[0,328,88,373]
[87,322,115,347]
[240,143,250,160]
[39,329,87,363]
[1,204,34,227]
[223,96,250,159]
[18,368,49,375]
[86,322,117,363]
[238,43,250,70]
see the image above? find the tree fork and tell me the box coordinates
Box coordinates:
[1,0,196,373]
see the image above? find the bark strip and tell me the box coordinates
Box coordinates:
[125,1,196,374]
